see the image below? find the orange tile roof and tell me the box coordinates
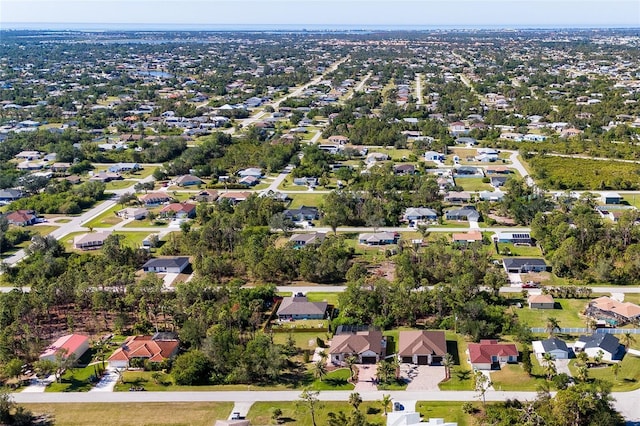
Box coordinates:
[108,336,179,364]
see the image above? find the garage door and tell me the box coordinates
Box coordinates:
[361,356,377,364]
[401,356,413,364]
[417,355,429,365]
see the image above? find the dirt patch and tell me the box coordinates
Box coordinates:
[488,213,517,225]
[369,261,396,281]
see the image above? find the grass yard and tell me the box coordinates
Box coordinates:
[496,243,542,257]
[45,350,100,392]
[272,331,328,350]
[83,205,123,228]
[372,148,415,161]
[569,353,640,391]
[288,192,326,208]
[490,357,547,391]
[248,401,386,426]
[62,231,152,251]
[306,292,340,307]
[510,298,588,329]
[416,401,479,426]
[114,371,293,392]
[122,219,169,228]
[26,225,58,236]
[439,333,474,390]
[24,402,233,426]
[430,221,469,229]
[310,368,354,390]
[104,180,136,191]
[279,176,314,191]
[455,177,492,191]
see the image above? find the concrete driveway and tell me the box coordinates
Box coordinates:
[355,365,378,391]
[401,364,446,391]
[554,359,572,377]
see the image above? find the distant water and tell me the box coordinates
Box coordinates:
[3,22,636,32]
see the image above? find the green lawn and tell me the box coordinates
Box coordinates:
[24,402,232,426]
[455,177,492,191]
[104,180,136,191]
[569,353,640,391]
[61,231,153,251]
[306,292,340,307]
[510,298,589,329]
[310,368,355,390]
[122,219,169,229]
[439,333,474,390]
[272,331,328,350]
[26,225,58,236]
[83,205,122,228]
[416,401,479,426]
[490,358,547,391]
[288,192,327,208]
[45,350,101,392]
[496,243,542,257]
[248,401,386,426]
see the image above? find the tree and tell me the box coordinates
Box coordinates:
[348,392,362,410]
[54,348,76,383]
[271,407,283,424]
[381,394,392,416]
[442,353,454,380]
[521,346,533,377]
[298,388,321,426]
[345,355,358,382]
[611,362,621,382]
[313,360,327,382]
[2,359,22,382]
[172,350,211,385]
[474,370,492,407]
[620,332,636,349]
[545,317,560,337]
[541,353,557,381]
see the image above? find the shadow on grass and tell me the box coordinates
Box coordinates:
[456,369,472,381]
[367,407,381,415]
[446,340,461,365]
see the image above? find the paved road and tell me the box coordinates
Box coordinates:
[415,73,423,105]
[10,388,640,420]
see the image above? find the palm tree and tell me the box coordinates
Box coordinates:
[621,332,636,349]
[545,317,560,337]
[345,355,358,382]
[348,392,362,410]
[576,364,589,382]
[381,394,392,416]
[611,362,621,382]
[541,353,557,381]
[318,350,328,363]
[442,353,454,380]
[313,360,327,382]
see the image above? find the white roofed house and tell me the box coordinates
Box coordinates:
[403,207,438,225]
[74,232,111,250]
[358,232,399,246]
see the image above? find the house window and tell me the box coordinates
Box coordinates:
[491,356,498,362]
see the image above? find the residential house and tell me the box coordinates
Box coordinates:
[424,151,445,162]
[175,174,203,187]
[51,162,71,173]
[194,189,218,202]
[600,192,622,205]
[394,164,416,175]
[107,334,180,368]
[277,294,328,320]
[449,121,467,135]
[478,190,505,202]
[239,175,259,186]
[452,230,483,245]
[237,168,263,178]
[490,176,508,188]
[454,166,482,177]
[475,148,499,162]
[486,166,512,175]
[595,205,636,222]
[108,163,140,173]
[6,210,37,226]
[586,296,640,326]
[528,294,555,309]
[574,333,625,362]
[403,207,438,224]
[358,232,399,246]
[15,150,42,161]
[289,232,326,248]
[398,330,447,365]
[468,339,518,370]
[445,207,480,222]
[39,334,90,363]
[139,192,172,206]
[142,257,190,274]
[387,413,457,426]
[160,202,196,219]
[117,207,148,220]
[532,337,571,360]
[318,144,342,155]
[443,191,472,204]
[328,135,349,144]
[497,232,533,245]
[283,206,319,222]
[89,172,122,183]
[74,232,111,250]
[293,177,318,187]
[502,257,548,273]
[218,191,252,204]
[0,189,23,203]
[329,328,386,365]
[456,136,477,145]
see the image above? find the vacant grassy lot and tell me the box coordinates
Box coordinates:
[310,368,355,390]
[455,177,492,191]
[248,401,386,426]
[569,353,640,391]
[529,156,640,190]
[24,402,233,426]
[439,333,474,391]
[114,371,293,392]
[509,298,588,329]
[496,243,542,257]
[416,401,479,426]
[104,180,136,191]
[62,231,154,251]
[288,192,326,208]
[83,205,122,228]
[272,331,327,350]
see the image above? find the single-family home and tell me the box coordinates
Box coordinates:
[283,206,319,222]
[358,232,399,246]
[277,294,328,320]
[403,207,438,224]
[74,232,111,250]
[293,177,318,187]
[175,174,203,187]
[15,151,42,161]
[445,207,480,222]
[89,172,122,183]
[107,334,180,368]
[6,210,37,226]
[328,135,349,144]
[424,151,445,162]
[289,232,326,248]
[142,257,190,274]
[237,168,263,178]
[0,189,23,203]
[532,337,571,360]
[398,330,447,365]
[194,189,219,202]
[478,190,505,202]
[394,164,416,175]
[452,230,483,245]
[490,176,508,188]
[528,294,555,309]
[468,339,518,370]
[108,163,140,173]
[456,137,477,145]
[600,192,622,205]
[486,166,512,175]
[586,296,640,326]
[387,413,458,426]
[117,207,148,220]
[444,191,472,204]
[595,205,636,222]
[218,191,252,204]
[139,192,172,206]
[160,202,197,219]
[51,162,72,173]
[502,257,548,274]
[449,121,467,135]
[497,232,533,245]
[239,175,259,186]
[39,334,90,363]
[574,333,625,362]
[454,167,482,177]
[329,328,386,365]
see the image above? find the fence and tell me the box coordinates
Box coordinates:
[530,327,640,334]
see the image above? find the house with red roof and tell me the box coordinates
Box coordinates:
[468,339,518,370]
[160,202,196,219]
[39,334,90,362]
[107,334,180,369]
[6,210,37,226]
[139,192,172,206]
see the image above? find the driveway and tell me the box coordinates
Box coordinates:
[554,359,572,377]
[89,367,118,392]
[354,365,378,391]
[401,364,445,391]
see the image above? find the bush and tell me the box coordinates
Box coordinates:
[172,350,212,386]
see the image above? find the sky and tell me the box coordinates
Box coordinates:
[2,0,640,29]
